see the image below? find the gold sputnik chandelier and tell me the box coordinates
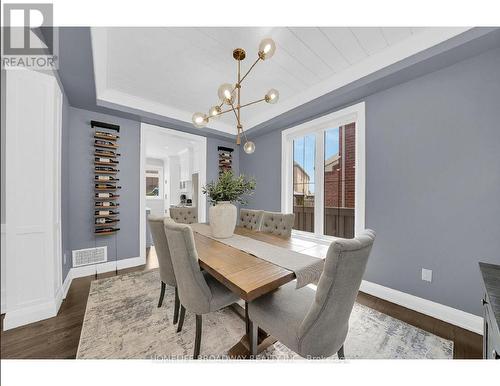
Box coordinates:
[192,38,279,154]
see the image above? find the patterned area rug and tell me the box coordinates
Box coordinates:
[77,269,453,359]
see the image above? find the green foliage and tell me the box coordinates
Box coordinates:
[202,171,256,205]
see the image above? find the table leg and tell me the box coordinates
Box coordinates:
[228,303,277,359]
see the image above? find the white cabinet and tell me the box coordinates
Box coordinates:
[179,149,192,182]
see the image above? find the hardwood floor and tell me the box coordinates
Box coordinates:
[0,248,482,359]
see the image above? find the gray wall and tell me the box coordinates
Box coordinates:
[206,137,240,184]
[63,108,239,279]
[239,46,500,316]
[205,137,241,217]
[239,130,281,211]
[66,107,141,273]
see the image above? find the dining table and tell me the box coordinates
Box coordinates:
[192,225,329,358]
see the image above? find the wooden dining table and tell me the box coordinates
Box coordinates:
[193,226,329,358]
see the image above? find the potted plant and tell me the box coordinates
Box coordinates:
[202,171,256,238]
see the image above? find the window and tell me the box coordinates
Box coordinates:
[324,124,356,238]
[293,134,315,232]
[145,168,162,199]
[281,102,365,237]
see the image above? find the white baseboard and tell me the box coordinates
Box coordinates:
[62,271,73,299]
[360,280,483,335]
[70,256,145,280]
[3,298,60,330]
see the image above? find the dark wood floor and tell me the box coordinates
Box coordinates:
[0,249,482,359]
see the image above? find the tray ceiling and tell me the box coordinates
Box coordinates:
[91,27,470,135]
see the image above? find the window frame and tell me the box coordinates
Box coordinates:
[281,102,366,236]
[145,165,164,200]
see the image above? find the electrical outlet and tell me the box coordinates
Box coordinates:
[421,268,432,282]
[63,252,67,265]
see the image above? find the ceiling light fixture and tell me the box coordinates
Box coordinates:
[192,38,279,154]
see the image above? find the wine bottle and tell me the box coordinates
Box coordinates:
[95,184,121,189]
[95,217,120,224]
[95,131,119,140]
[95,192,119,199]
[95,149,120,157]
[95,166,119,172]
[94,139,115,147]
[95,210,119,216]
[95,201,119,207]
[95,227,120,233]
[95,175,119,181]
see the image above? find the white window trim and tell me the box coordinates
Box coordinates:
[281,101,366,236]
[145,165,163,200]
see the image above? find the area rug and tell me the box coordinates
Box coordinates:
[76,269,453,359]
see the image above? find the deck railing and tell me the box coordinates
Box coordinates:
[293,206,355,238]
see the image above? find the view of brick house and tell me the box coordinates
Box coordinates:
[324,123,355,209]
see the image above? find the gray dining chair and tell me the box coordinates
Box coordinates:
[239,209,264,231]
[169,207,198,224]
[164,220,240,359]
[248,229,376,359]
[260,211,295,238]
[147,215,180,324]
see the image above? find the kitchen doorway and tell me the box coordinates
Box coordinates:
[140,123,207,255]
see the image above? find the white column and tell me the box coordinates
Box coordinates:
[4,69,63,330]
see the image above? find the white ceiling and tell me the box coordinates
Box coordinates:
[144,128,194,160]
[91,27,470,135]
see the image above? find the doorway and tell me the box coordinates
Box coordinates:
[140,123,207,256]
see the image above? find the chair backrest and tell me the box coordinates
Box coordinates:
[239,209,264,231]
[260,211,295,238]
[163,221,212,314]
[169,207,198,224]
[297,230,376,358]
[147,215,176,286]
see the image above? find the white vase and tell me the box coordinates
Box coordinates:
[209,201,237,238]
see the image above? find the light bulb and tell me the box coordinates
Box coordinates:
[209,105,222,118]
[265,88,279,104]
[243,141,255,154]
[192,112,208,128]
[217,83,235,105]
[258,38,276,60]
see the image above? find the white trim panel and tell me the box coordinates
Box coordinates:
[1,223,6,313]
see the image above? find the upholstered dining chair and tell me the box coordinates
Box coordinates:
[169,207,198,224]
[260,211,295,238]
[248,229,376,359]
[147,215,180,325]
[239,209,264,231]
[163,220,240,359]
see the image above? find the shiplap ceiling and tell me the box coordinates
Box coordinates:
[91,27,469,135]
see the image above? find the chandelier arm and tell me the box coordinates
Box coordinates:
[207,107,233,120]
[239,98,266,110]
[238,57,261,85]
[229,103,239,123]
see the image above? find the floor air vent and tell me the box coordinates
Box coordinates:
[72,246,107,267]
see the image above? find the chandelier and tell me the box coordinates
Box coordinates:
[192,38,279,154]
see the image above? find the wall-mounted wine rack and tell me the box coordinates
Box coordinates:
[218,146,233,176]
[92,120,121,235]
